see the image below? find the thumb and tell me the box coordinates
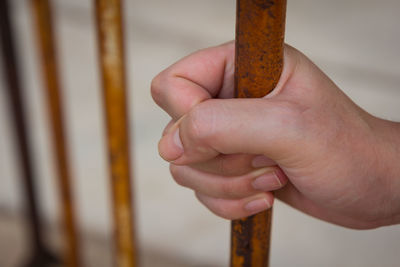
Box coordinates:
[158,98,305,165]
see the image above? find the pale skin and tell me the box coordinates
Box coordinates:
[151,41,400,229]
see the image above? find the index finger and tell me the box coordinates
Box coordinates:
[151,41,235,120]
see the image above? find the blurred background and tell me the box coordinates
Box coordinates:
[1,0,400,266]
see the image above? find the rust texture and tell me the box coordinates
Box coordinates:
[94,1,137,267]
[0,0,58,265]
[31,0,80,266]
[231,0,286,266]
[235,0,286,99]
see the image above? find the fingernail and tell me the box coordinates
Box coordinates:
[173,128,183,151]
[252,155,274,168]
[244,198,270,213]
[252,172,281,191]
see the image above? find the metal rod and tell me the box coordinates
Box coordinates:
[231,1,286,266]
[30,0,80,266]
[94,1,137,267]
[0,1,59,266]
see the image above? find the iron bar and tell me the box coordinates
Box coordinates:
[231,0,287,266]
[0,1,59,266]
[94,0,137,266]
[30,0,80,266]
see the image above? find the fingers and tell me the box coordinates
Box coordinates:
[151,41,235,120]
[191,154,276,176]
[195,192,274,220]
[170,163,287,220]
[161,120,276,176]
[170,165,287,199]
[156,43,333,166]
[159,98,305,165]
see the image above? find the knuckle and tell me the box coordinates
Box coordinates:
[215,155,251,177]
[151,72,168,105]
[195,192,236,220]
[220,181,236,197]
[185,102,217,143]
[150,76,162,103]
[218,155,237,176]
[218,157,228,176]
[169,164,186,186]
[213,205,237,220]
[271,101,306,133]
[220,181,241,199]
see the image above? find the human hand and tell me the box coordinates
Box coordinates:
[152,41,400,229]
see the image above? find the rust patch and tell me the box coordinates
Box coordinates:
[31,0,80,266]
[234,0,286,99]
[252,0,275,10]
[231,0,286,266]
[95,0,137,267]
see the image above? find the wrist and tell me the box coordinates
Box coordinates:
[369,116,400,226]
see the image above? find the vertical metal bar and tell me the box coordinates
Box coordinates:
[0,0,58,266]
[231,1,286,266]
[30,0,80,266]
[94,1,137,267]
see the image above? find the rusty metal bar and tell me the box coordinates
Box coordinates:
[0,0,59,266]
[30,0,80,266]
[231,1,287,266]
[94,1,137,267]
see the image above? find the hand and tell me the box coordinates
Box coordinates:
[152,41,400,229]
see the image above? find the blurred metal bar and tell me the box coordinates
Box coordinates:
[0,0,58,266]
[94,0,137,267]
[30,0,80,266]
[231,0,287,266]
